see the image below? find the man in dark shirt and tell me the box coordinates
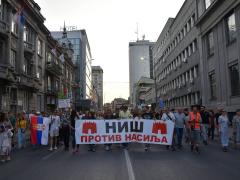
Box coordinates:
[142,106,153,151]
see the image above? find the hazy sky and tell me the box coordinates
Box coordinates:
[35,0,185,103]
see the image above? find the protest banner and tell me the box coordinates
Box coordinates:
[75,119,174,145]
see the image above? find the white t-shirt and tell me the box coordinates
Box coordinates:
[49,115,60,131]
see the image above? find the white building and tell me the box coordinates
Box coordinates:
[129,39,155,107]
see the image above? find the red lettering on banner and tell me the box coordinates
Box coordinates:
[154,137,161,143]
[162,136,168,143]
[137,134,142,141]
[143,135,150,141]
[132,134,137,141]
[116,135,121,141]
[89,136,94,142]
[81,136,89,142]
[95,135,101,142]
[125,134,132,141]
[150,136,156,142]
[102,135,108,142]
[109,135,115,142]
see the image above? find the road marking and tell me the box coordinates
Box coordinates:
[41,148,61,160]
[124,149,136,180]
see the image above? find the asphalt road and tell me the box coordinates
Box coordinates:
[1,142,240,180]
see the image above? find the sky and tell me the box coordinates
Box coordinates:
[34,0,185,103]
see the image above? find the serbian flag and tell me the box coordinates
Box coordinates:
[31,116,50,145]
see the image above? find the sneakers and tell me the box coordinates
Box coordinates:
[49,147,53,151]
[54,146,58,150]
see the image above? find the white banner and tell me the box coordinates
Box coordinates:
[58,99,71,108]
[75,119,174,145]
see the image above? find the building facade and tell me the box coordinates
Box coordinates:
[45,27,75,112]
[111,98,129,112]
[51,29,93,110]
[134,77,155,107]
[0,0,48,113]
[92,66,103,111]
[129,39,155,107]
[153,0,201,109]
[0,0,75,113]
[196,0,240,112]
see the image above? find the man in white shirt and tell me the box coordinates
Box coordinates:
[49,111,61,151]
[162,108,176,151]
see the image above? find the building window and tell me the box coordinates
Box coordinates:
[226,12,237,43]
[191,14,195,27]
[37,67,42,80]
[47,52,52,62]
[187,20,191,32]
[11,15,18,34]
[10,49,16,68]
[23,26,28,42]
[37,39,42,55]
[207,31,214,57]
[47,76,52,91]
[0,0,2,19]
[205,0,215,9]
[209,72,217,100]
[229,63,240,96]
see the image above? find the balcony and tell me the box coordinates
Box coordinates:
[0,64,15,83]
[24,41,35,56]
[18,74,38,91]
[0,20,9,38]
[46,61,62,76]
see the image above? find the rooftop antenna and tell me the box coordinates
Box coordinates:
[135,22,139,41]
[62,21,67,38]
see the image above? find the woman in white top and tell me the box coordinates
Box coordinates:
[218,110,229,152]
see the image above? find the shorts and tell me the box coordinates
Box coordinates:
[50,128,59,137]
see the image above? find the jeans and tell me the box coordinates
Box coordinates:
[71,130,79,149]
[201,124,208,142]
[17,129,26,149]
[176,128,184,146]
[208,127,215,140]
[62,125,70,149]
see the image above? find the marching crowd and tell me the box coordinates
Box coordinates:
[0,105,240,163]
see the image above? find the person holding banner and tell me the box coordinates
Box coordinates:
[142,106,153,151]
[60,111,71,151]
[83,111,97,152]
[104,109,114,151]
[119,106,131,150]
[70,110,80,154]
[162,108,176,151]
[188,105,202,153]
[49,111,61,151]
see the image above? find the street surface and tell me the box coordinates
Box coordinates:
[1,142,240,180]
